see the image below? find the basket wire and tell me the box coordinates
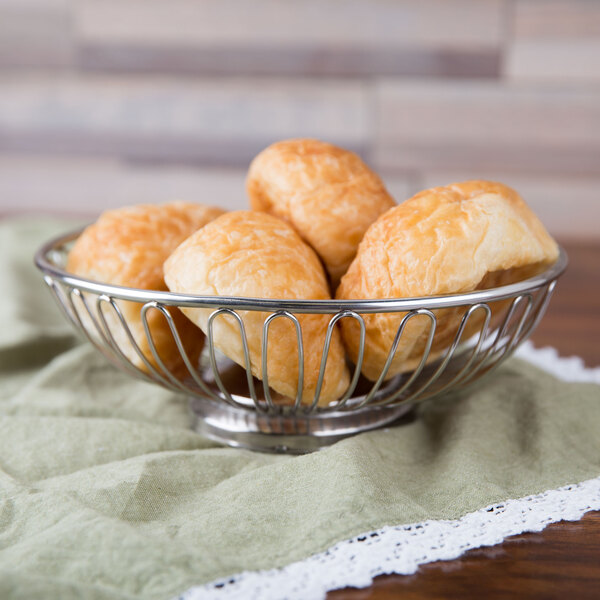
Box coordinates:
[36,230,566,453]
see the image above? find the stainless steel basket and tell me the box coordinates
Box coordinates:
[35,229,567,453]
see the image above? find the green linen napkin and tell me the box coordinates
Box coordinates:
[1,217,599,600]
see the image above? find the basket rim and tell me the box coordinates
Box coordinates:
[34,227,568,314]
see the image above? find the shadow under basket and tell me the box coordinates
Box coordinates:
[35,228,568,454]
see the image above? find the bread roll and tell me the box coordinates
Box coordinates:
[336,181,560,381]
[164,211,350,406]
[67,202,224,375]
[246,138,395,286]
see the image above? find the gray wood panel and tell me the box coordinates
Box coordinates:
[76,0,505,48]
[374,81,600,174]
[0,76,369,165]
[0,0,74,69]
[506,0,600,82]
[0,156,247,215]
[73,0,504,77]
[513,0,600,38]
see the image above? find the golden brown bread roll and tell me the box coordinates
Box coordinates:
[246,138,396,286]
[163,210,350,406]
[67,202,224,375]
[336,181,560,381]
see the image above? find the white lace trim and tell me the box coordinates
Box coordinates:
[514,341,600,384]
[179,344,600,600]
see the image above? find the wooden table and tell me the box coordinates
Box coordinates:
[330,240,600,600]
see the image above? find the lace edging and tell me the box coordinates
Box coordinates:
[514,341,600,384]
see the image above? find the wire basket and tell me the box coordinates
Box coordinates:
[35,228,567,453]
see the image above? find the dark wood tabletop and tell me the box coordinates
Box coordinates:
[329,240,600,600]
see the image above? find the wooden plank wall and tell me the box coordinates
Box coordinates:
[0,0,598,239]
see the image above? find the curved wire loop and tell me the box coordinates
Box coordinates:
[261,311,303,414]
[43,276,78,328]
[94,295,159,385]
[399,302,493,405]
[519,280,557,343]
[458,293,533,387]
[207,308,264,411]
[353,309,436,409]
[206,308,258,409]
[93,297,179,391]
[316,311,366,414]
[138,302,223,402]
[472,293,534,380]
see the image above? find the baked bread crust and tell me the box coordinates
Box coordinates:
[246,138,395,286]
[67,202,224,375]
[336,181,560,381]
[164,210,350,405]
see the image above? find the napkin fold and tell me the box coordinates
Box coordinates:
[1,218,599,600]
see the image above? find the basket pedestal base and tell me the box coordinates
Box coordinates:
[190,397,414,454]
